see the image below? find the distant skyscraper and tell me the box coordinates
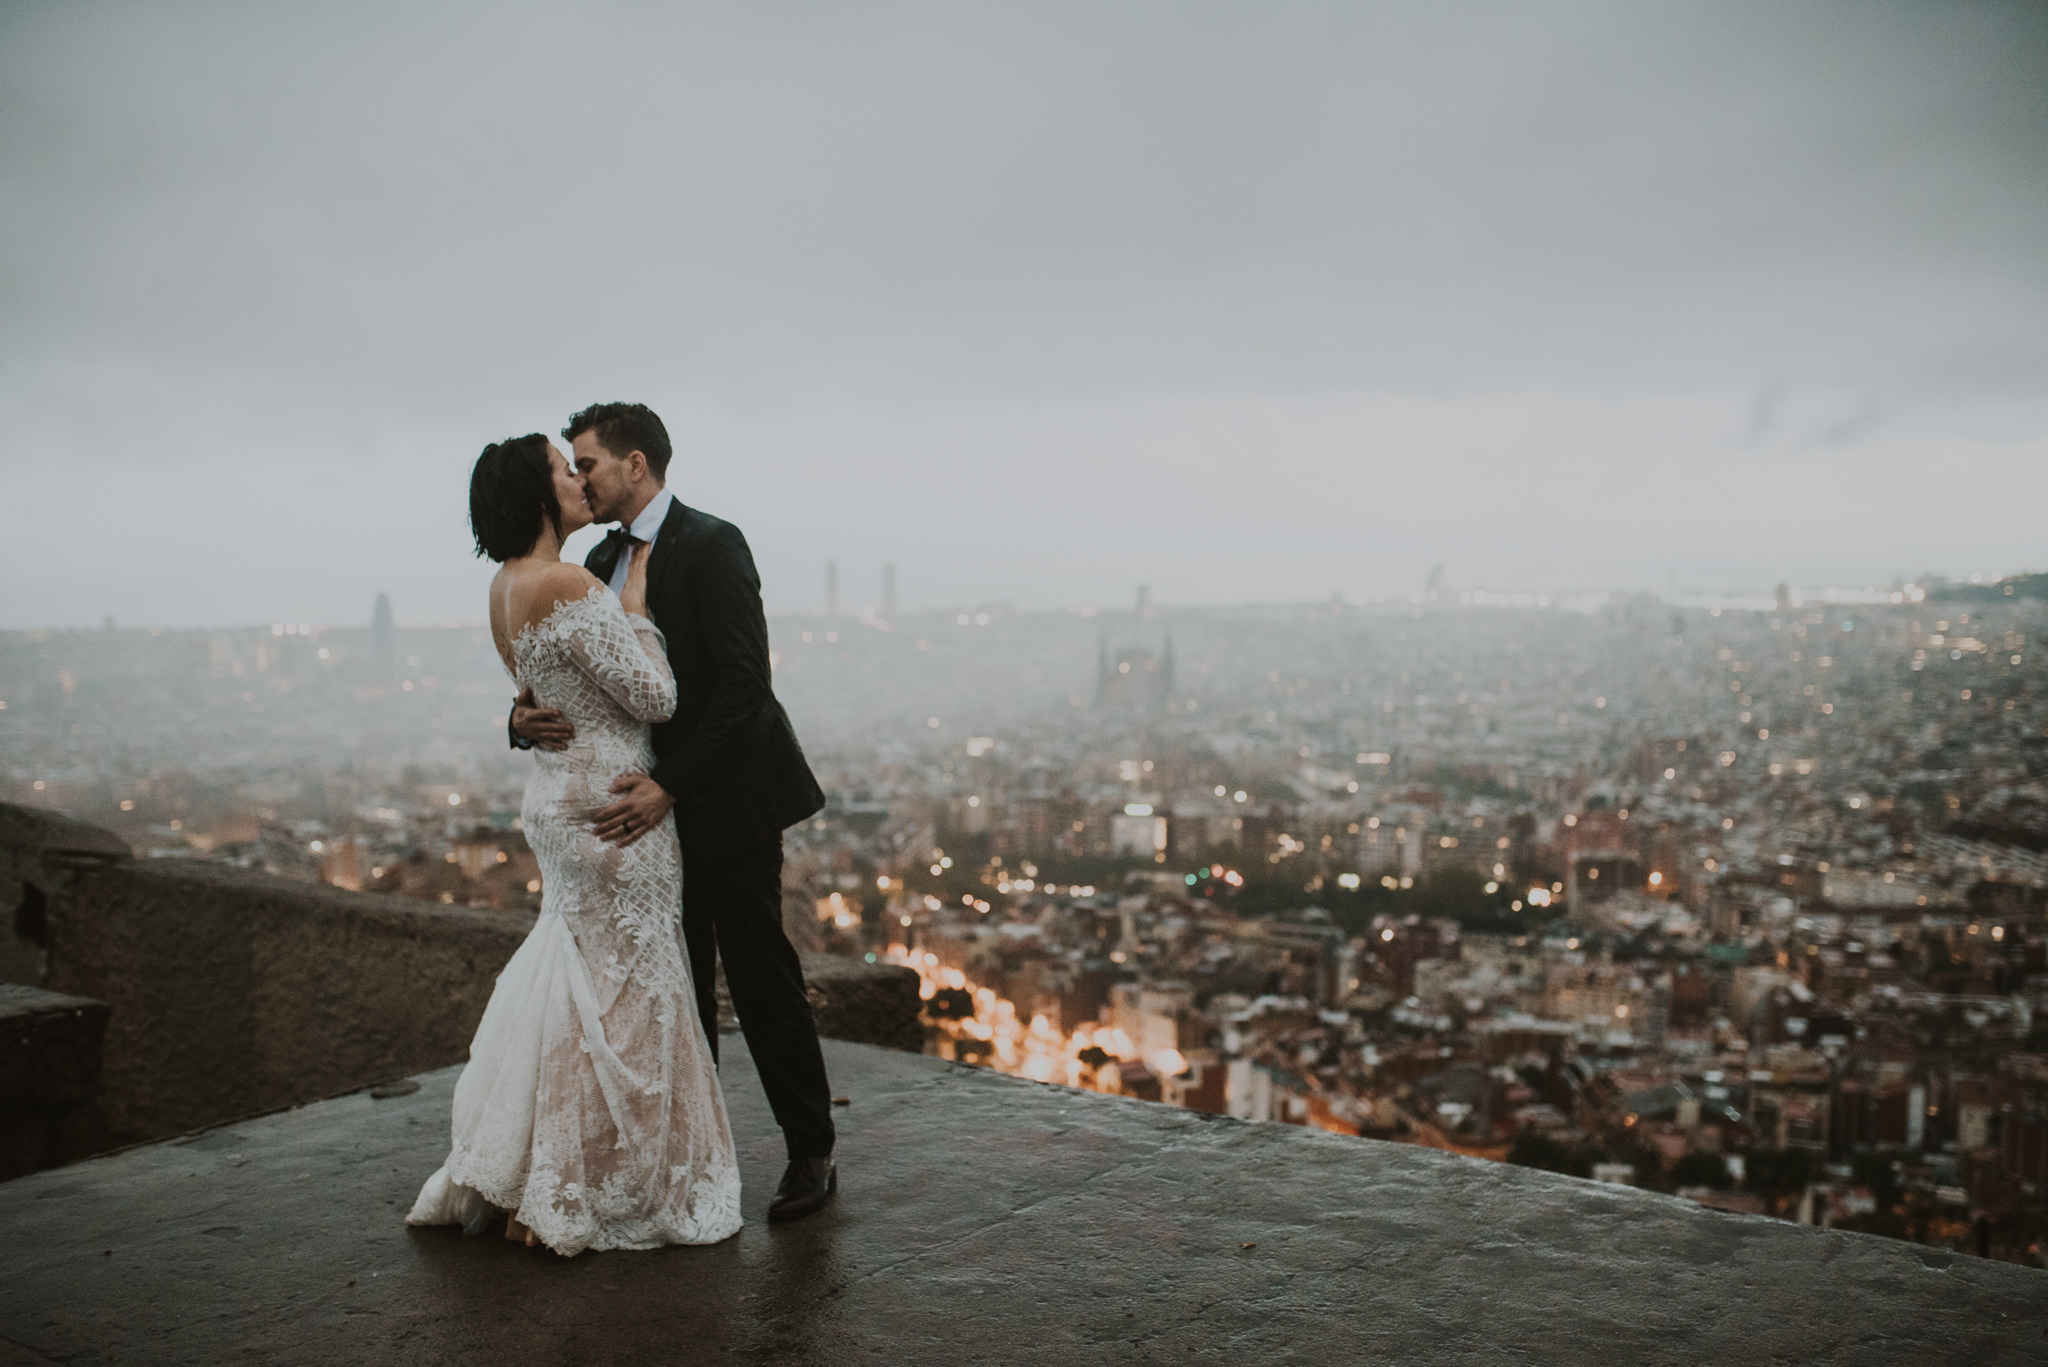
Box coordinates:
[882,562,897,620]
[1096,619,1174,712]
[826,561,839,616]
[371,592,395,681]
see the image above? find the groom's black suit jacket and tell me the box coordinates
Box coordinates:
[587,499,825,854]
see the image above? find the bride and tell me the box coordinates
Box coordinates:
[408,433,742,1254]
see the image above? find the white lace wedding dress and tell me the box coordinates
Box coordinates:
[408,586,742,1255]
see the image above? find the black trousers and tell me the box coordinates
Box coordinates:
[681,835,836,1160]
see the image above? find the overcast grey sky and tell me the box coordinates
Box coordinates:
[3,1,2044,626]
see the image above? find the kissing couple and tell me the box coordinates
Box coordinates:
[408,402,837,1255]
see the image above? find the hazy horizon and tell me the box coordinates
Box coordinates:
[6,561,2032,634]
[5,2,2045,629]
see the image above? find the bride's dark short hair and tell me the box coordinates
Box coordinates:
[469,434,562,562]
[563,402,671,479]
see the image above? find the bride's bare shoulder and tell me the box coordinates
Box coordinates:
[537,561,604,599]
[523,563,606,625]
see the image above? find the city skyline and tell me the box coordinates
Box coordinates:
[5,560,2041,1262]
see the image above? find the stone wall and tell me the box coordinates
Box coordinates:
[0,802,924,1157]
[47,858,530,1145]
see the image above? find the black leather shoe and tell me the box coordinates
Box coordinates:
[768,1156,837,1222]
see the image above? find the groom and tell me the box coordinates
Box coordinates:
[510,401,838,1221]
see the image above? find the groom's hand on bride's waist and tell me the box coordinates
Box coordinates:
[512,686,575,751]
[593,773,675,847]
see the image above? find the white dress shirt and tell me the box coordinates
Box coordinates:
[608,487,674,599]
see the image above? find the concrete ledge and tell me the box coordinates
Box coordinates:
[0,1037,2038,1366]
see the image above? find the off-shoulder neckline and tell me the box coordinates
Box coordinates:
[510,584,612,651]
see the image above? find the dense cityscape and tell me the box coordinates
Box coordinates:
[3,571,2044,1265]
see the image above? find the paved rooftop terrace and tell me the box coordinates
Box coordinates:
[2,1037,2043,1366]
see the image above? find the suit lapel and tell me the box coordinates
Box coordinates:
[645,500,692,595]
[641,500,694,631]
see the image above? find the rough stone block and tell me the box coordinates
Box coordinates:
[0,983,110,1179]
[801,953,925,1052]
[0,803,131,989]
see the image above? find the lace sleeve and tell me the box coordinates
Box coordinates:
[560,589,678,723]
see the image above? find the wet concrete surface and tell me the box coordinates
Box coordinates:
[1,1037,2043,1366]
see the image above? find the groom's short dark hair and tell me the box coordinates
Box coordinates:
[564,402,671,480]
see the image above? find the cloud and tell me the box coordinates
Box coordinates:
[2,1,2044,624]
